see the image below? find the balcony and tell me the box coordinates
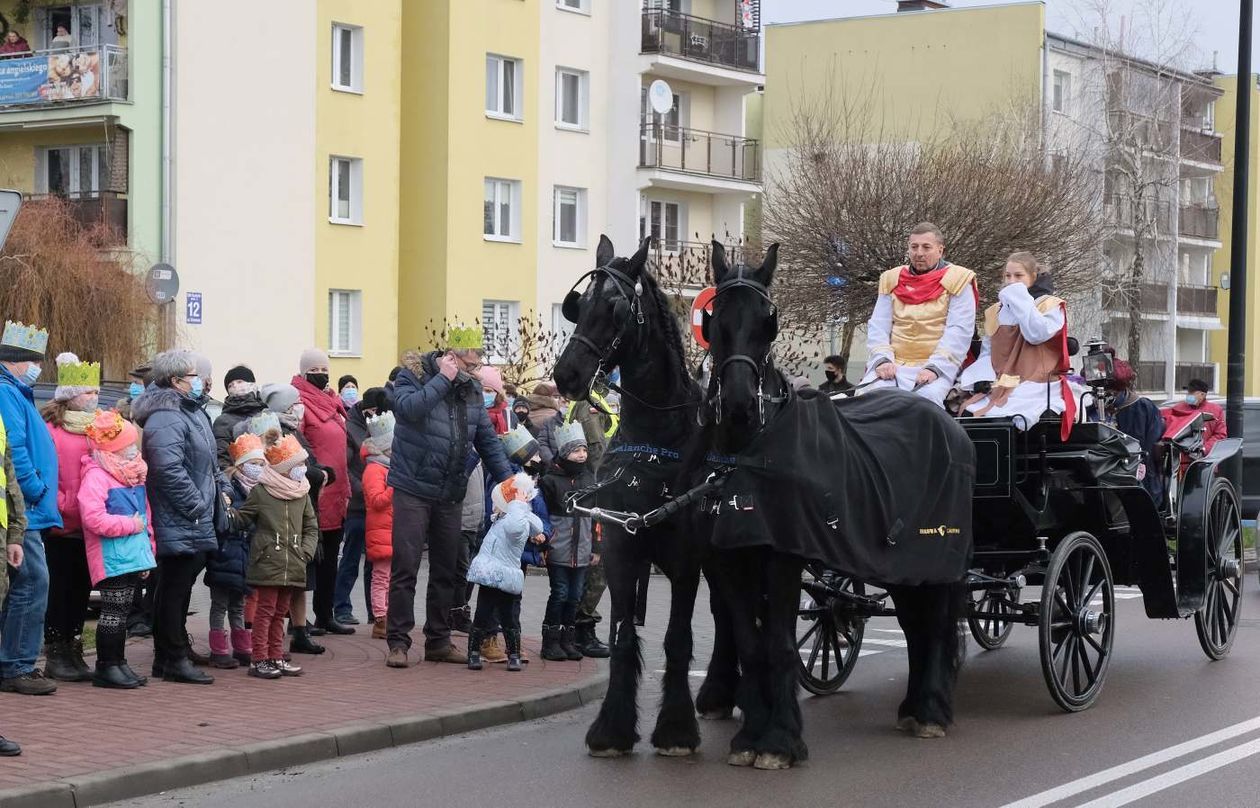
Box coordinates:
[1102,281,1169,314]
[641,9,761,74]
[24,191,127,245]
[1105,195,1172,234]
[647,239,756,287]
[639,121,760,185]
[1176,284,1219,317]
[1180,128,1222,164]
[0,46,127,110]
[1179,204,1220,241]
[1134,361,1166,391]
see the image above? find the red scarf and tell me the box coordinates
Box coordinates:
[290,375,346,424]
[891,264,954,306]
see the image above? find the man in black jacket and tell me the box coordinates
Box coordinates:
[385,335,512,667]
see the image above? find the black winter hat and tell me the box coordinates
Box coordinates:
[361,386,391,414]
[338,374,359,392]
[224,365,255,388]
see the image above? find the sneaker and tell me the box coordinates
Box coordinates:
[274,659,303,677]
[0,670,57,696]
[248,660,282,680]
[334,612,360,626]
[424,644,468,664]
[385,647,409,668]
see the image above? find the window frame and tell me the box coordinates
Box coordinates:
[331,23,364,94]
[553,185,586,248]
[1052,69,1071,114]
[483,177,522,243]
[329,155,364,225]
[485,53,524,122]
[481,299,520,365]
[328,289,363,357]
[556,0,590,15]
[36,143,108,197]
[555,66,589,131]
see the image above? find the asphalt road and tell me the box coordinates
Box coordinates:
[117,574,1260,808]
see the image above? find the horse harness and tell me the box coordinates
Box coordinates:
[706,267,788,426]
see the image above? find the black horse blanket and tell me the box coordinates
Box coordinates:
[710,388,975,585]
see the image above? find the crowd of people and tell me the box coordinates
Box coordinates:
[0,323,620,757]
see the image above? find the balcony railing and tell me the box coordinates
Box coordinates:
[1180,128,1222,164]
[646,239,756,287]
[1134,361,1166,391]
[1105,195,1173,234]
[639,121,761,182]
[1174,362,1216,390]
[24,191,127,244]
[1179,204,1220,240]
[1102,281,1169,314]
[641,9,761,73]
[1176,284,1219,317]
[0,45,127,109]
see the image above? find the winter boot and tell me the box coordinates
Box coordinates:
[207,629,239,669]
[449,605,473,635]
[92,661,141,690]
[372,617,386,640]
[290,627,326,655]
[575,623,610,658]
[231,628,253,666]
[44,641,85,682]
[467,628,484,671]
[541,626,567,661]
[481,634,508,664]
[504,630,522,672]
[68,638,93,680]
[561,626,584,661]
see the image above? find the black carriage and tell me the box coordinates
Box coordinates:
[797,403,1244,712]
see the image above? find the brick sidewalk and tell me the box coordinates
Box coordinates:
[0,627,603,807]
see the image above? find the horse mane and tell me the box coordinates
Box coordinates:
[640,268,693,395]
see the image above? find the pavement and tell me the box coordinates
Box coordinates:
[0,571,606,808]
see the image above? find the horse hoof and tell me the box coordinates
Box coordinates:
[895,716,918,733]
[699,709,733,721]
[589,747,631,758]
[727,750,757,767]
[914,723,947,739]
[655,746,696,757]
[753,753,793,770]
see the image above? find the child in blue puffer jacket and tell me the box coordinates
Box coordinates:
[466,473,544,672]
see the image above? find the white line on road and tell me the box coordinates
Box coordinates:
[999,715,1260,808]
[1072,737,1260,808]
[860,638,908,648]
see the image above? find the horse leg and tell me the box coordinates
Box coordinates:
[889,585,928,734]
[912,581,966,738]
[585,538,643,757]
[650,560,702,756]
[753,552,808,770]
[696,562,740,720]
[713,549,770,767]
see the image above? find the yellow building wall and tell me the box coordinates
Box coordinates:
[314,0,402,385]
[0,125,111,191]
[1210,74,1259,396]
[763,3,1045,149]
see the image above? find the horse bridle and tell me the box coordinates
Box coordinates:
[707,268,787,426]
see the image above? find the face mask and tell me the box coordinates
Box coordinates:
[227,380,256,398]
[523,459,544,477]
[240,463,265,481]
[1185,395,1199,407]
[340,388,359,406]
[306,372,329,390]
[118,445,140,462]
[289,403,306,422]
[289,465,308,481]
[20,363,40,385]
[129,381,144,398]
[824,370,837,382]
[189,377,205,399]
[483,392,496,409]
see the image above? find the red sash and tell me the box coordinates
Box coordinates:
[1054,301,1076,441]
[891,265,951,306]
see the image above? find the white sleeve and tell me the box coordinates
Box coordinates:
[926,286,977,382]
[998,284,1064,345]
[957,336,994,389]
[865,294,895,369]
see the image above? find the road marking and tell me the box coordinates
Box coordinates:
[860,638,908,648]
[1000,716,1260,808]
[1073,737,1260,808]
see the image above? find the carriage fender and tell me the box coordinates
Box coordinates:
[1175,438,1242,615]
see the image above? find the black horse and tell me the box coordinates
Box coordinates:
[701,242,973,769]
[553,235,738,757]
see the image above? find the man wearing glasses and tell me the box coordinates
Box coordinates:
[383,328,512,667]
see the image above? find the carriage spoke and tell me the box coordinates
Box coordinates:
[1070,636,1082,695]
[1082,578,1105,608]
[1077,639,1097,688]
[820,626,831,680]
[1054,590,1073,620]
[1079,555,1097,606]
[1082,629,1106,656]
[797,618,821,650]
[1055,634,1074,683]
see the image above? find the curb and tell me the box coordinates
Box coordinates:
[0,667,608,808]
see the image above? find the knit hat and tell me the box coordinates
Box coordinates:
[363,411,395,455]
[299,348,330,374]
[261,383,301,414]
[490,472,537,514]
[53,352,101,401]
[555,421,587,459]
[499,425,539,466]
[477,365,505,397]
[84,410,138,453]
[361,386,391,414]
[229,432,265,466]
[224,365,255,388]
[128,364,151,382]
[265,434,309,475]
[338,374,358,392]
[239,411,282,445]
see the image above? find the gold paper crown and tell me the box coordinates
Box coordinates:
[447,326,484,351]
[57,359,101,389]
[1,321,49,354]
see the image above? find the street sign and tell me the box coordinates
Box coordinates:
[185,292,202,325]
[825,275,846,288]
[145,263,179,304]
[0,190,20,252]
[691,286,716,349]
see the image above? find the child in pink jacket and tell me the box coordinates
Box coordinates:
[77,410,156,690]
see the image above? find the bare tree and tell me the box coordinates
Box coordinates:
[418,314,566,390]
[760,82,1105,371]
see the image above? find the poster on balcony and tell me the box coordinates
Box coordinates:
[0,51,100,105]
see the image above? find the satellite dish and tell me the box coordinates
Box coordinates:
[648,79,674,115]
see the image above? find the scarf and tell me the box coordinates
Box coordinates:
[93,450,147,487]
[290,374,346,425]
[234,468,261,493]
[891,262,952,306]
[62,409,96,435]
[259,464,310,501]
[366,452,391,469]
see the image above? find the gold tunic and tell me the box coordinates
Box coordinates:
[874,265,977,366]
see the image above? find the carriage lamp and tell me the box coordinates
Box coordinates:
[1082,339,1115,388]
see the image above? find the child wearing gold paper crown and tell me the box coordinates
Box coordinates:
[229,434,319,680]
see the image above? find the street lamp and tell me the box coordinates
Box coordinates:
[1225,0,1252,487]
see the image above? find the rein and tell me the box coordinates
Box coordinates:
[707,268,788,426]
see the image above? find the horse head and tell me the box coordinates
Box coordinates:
[554,234,652,401]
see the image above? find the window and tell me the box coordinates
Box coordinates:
[482,300,519,364]
[483,178,521,241]
[555,67,589,129]
[1053,70,1071,114]
[329,156,363,224]
[553,186,586,247]
[551,303,574,348]
[38,144,108,196]
[557,0,589,11]
[331,24,363,92]
[646,0,685,10]
[328,290,363,356]
[642,200,682,251]
[486,54,523,120]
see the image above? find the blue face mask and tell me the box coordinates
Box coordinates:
[1185,394,1198,407]
[129,381,144,398]
[189,377,204,399]
[340,389,359,407]
[483,392,496,409]
[20,363,40,385]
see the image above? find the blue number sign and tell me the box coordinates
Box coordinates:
[186,292,202,325]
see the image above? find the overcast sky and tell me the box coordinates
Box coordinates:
[761,1,1251,74]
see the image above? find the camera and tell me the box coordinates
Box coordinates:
[1081,339,1115,388]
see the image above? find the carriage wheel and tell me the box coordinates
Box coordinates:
[968,590,1018,651]
[1195,479,1243,660]
[1038,532,1115,712]
[797,566,865,696]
